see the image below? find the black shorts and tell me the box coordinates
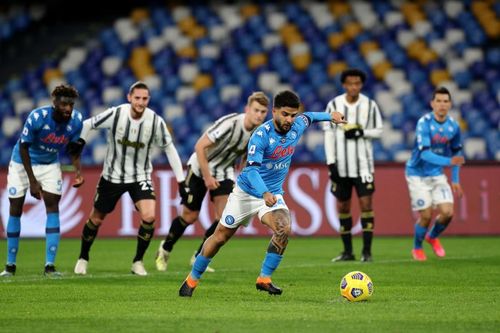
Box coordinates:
[182,167,234,211]
[93,177,156,214]
[331,175,375,202]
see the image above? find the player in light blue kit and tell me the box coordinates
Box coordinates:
[1,84,85,277]
[179,90,346,296]
[405,87,465,261]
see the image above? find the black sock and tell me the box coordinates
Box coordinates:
[339,214,353,254]
[79,219,100,261]
[162,216,188,252]
[361,211,374,254]
[195,219,219,256]
[133,220,155,262]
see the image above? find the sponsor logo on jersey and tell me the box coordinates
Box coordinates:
[118,138,145,149]
[270,145,295,159]
[40,133,69,145]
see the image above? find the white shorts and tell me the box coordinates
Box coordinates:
[405,174,453,211]
[7,161,63,198]
[220,185,289,229]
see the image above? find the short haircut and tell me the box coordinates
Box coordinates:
[51,84,79,99]
[247,91,270,107]
[273,90,300,109]
[129,81,150,94]
[432,86,451,101]
[340,68,367,83]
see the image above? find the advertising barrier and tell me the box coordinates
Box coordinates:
[0,163,499,237]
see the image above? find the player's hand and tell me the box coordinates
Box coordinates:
[204,176,220,190]
[263,192,277,207]
[450,156,465,166]
[327,163,340,183]
[344,124,364,139]
[331,111,347,124]
[452,183,463,198]
[29,181,43,200]
[178,181,190,201]
[72,174,85,188]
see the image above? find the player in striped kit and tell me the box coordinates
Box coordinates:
[155,92,269,273]
[73,81,186,276]
[323,69,383,262]
[179,90,346,297]
[406,86,464,261]
[1,84,84,277]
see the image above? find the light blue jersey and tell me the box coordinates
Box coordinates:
[11,106,84,165]
[406,112,462,178]
[238,112,331,198]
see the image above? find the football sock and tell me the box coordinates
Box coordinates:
[133,220,155,262]
[6,216,21,265]
[45,212,60,265]
[429,221,448,239]
[163,216,188,252]
[79,219,100,261]
[259,252,283,277]
[191,255,211,280]
[361,211,374,254]
[195,219,219,256]
[414,223,428,249]
[339,213,353,254]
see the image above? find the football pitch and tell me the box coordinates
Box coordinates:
[1,237,499,333]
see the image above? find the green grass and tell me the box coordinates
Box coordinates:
[1,237,499,333]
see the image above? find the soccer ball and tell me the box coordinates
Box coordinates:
[340,271,373,302]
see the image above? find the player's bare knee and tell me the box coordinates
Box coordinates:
[181,208,199,224]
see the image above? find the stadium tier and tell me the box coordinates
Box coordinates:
[0,1,498,166]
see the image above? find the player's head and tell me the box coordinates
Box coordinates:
[244,91,269,130]
[272,90,300,134]
[51,84,79,123]
[341,68,366,98]
[127,81,150,117]
[431,86,452,118]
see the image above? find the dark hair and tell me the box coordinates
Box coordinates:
[432,86,451,101]
[274,90,300,109]
[340,68,366,83]
[129,81,150,94]
[51,84,79,99]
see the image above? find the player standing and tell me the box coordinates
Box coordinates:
[1,84,84,277]
[323,69,383,262]
[73,81,186,275]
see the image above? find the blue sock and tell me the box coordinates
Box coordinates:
[6,216,21,265]
[429,222,447,239]
[45,213,60,265]
[414,224,427,249]
[260,252,283,277]
[191,255,211,280]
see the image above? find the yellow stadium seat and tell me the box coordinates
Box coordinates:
[131,8,149,23]
[193,74,213,92]
[241,4,259,19]
[430,69,451,86]
[291,54,311,71]
[248,53,268,70]
[328,61,348,77]
[328,32,346,50]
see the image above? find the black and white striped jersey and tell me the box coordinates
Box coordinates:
[81,104,178,184]
[323,93,383,178]
[187,113,251,181]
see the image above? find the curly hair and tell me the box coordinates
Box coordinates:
[51,84,79,99]
[340,68,367,84]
